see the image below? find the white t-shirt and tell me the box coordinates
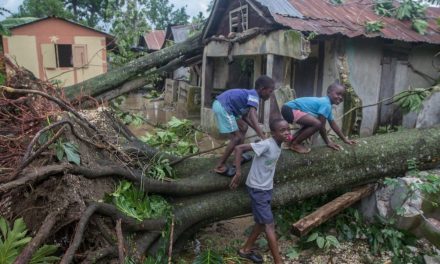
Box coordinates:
[245,138,281,190]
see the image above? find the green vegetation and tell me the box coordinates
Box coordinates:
[141,117,199,156]
[0,217,59,263]
[38,129,81,165]
[365,20,384,33]
[274,158,440,262]
[110,181,171,221]
[144,156,175,181]
[392,88,432,114]
[192,249,224,264]
[110,96,145,127]
[368,0,431,34]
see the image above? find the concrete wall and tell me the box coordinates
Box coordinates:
[346,38,383,136]
[407,45,440,128]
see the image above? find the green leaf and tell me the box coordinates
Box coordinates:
[62,142,81,165]
[55,142,64,161]
[365,20,384,33]
[325,235,340,248]
[306,232,319,242]
[316,236,325,249]
[412,19,428,35]
[286,247,299,259]
[30,244,59,264]
[193,249,223,264]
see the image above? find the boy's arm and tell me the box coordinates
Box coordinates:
[230,143,253,189]
[329,120,357,145]
[318,116,342,151]
[244,107,266,139]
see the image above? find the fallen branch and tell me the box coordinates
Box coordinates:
[14,205,67,264]
[60,203,99,264]
[292,184,376,237]
[168,216,175,264]
[80,246,118,264]
[116,219,125,264]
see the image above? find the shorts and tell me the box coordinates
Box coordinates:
[212,100,238,133]
[281,105,307,123]
[247,186,274,224]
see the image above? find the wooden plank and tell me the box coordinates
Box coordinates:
[292,184,375,237]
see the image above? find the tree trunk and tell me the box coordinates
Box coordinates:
[63,32,203,100]
[144,126,440,252]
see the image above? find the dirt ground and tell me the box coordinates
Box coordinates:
[177,215,437,264]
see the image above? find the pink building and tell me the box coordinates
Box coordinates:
[2,17,113,87]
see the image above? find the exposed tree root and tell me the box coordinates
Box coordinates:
[13,204,67,264]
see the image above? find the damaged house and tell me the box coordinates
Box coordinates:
[199,0,440,136]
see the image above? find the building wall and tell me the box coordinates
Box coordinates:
[3,18,107,87]
[408,45,440,128]
[346,38,383,136]
[2,35,40,77]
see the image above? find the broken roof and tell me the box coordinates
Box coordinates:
[142,30,165,51]
[204,0,440,44]
[165,24,200,44]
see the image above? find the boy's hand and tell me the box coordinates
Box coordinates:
[327,141,342,151]
[344,138,357,145]
[230,173,242,189]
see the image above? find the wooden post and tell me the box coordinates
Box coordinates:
[292,184,375,237]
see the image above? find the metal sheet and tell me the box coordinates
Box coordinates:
[263,0,440,44]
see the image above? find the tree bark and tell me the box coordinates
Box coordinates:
[63,32,203,100]
[142,126,440,252]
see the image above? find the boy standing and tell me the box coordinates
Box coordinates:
[213,75,275,176]
[230,119,290,264]
[281,82,356,154]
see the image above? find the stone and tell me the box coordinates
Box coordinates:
[424,255,440,264]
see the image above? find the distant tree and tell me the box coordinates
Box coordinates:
[110,0,150,64]
[207,0,215,13]
[191,11,206,26]
[147,0,189,29]
[17,0,73,19]
[171,7,190,26]
[0,7,12,34]
[63,0,121,28]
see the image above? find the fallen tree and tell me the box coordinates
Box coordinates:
[1,88,439,262]
[1,34,440,263]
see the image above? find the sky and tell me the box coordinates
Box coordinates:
[0,0,211,20]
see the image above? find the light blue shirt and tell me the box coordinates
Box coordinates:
[284,96,334,121]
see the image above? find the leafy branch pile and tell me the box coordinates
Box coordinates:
[141,117,199,156]
[393,85,440,113]
[109,181,172,221]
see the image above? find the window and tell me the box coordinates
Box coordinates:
[229,4,248,33]
[56,44,73,67]
[41,44,87,68]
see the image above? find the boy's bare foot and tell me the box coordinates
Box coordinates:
[214,165,236,177]
[290,143,311,154]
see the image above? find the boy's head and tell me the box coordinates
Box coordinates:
[255,75,275,101]
[327,82,345,105]
[269,118,290,143]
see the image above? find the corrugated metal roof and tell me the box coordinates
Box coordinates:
[254,0,302,18]
[144,30,165,51]
[5,16,113,38]
[260,0,440,44]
